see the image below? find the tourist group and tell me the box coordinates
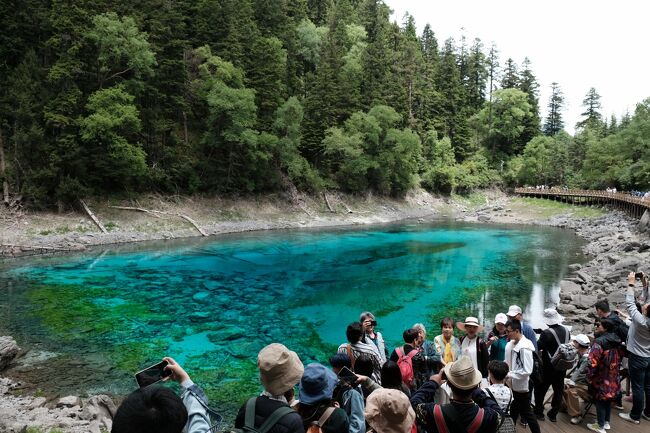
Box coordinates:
[111,272,650,433]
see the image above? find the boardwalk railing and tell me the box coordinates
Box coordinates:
[514,187,650,219]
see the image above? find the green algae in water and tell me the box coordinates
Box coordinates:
[0,221,586,418]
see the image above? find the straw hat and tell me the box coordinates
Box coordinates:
[299,363,338,405]
[506,305,522,317]
[494,313,508,325]
[258,343,304,395]
[456,317,484,333]
[542,308,564,326]
[443,355,482,390]
[365,388,416,433]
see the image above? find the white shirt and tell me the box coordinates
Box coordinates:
[461,336,479,373]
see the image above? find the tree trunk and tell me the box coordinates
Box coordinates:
[0,129,9,205]
[182,111,189,146]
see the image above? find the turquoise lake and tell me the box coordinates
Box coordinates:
[0,220,585,416]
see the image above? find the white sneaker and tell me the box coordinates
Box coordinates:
[570,416,582,424]
[619,412,640,424]
[604,422,611,430]
[587,423,606,433]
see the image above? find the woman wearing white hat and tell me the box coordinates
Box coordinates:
[457,317,489,378]
[486,313,509,362]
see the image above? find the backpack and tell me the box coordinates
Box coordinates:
[485,388,515,433]
[396,346,419,389]
[433,403,485,433]
[237,397,294,433]
[551,342,578,371]
[305,407,335,433]
[530,350,544,385]
[548,327,576,371]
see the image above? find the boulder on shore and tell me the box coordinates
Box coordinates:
[0,336,19,371]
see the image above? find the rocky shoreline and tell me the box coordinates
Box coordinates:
[1,193,649,432]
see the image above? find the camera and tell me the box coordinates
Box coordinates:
[635,271,645,280]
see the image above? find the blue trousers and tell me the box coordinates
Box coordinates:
[595,400,611,427]
[628,352,650,420]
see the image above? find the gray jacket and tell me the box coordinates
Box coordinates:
[626,288,650,358]
[180,381,212,433]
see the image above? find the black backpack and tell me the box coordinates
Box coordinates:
[236,397,294,433]
[517,349,543,384]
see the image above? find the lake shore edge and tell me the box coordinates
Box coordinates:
[2,189,649,432]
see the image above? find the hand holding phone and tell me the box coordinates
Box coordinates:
[135,360,172,388]
[162,357,190,384]
[337,366,359,386]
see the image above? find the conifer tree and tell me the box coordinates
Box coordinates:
[465,38,488,113]
[517,58,541,144]
[543,82,565,136]
[500,58,518,89]
[576,87,603,130]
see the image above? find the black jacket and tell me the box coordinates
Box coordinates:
[235,396,305,433]
[411,380,502,433]
[538,324,569,367]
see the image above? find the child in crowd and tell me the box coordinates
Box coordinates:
[484,360,514,433]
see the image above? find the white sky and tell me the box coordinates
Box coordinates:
[385,0,650,133]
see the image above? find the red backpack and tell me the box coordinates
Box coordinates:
[395,346,419,389]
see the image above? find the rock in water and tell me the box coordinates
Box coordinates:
[0,336,19,371]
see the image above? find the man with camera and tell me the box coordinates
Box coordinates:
[410,355,503,433]
[618,272,650,424]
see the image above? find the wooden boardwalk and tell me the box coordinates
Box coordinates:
[524,397,647,433]
[514,188,650,219]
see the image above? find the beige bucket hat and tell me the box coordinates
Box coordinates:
[443,355,482,390]
[456,316,485,333]
[365,388,416,433]
[257,343,304,395]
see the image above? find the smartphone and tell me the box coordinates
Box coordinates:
[337,366,358,386]
[135,360,172,387]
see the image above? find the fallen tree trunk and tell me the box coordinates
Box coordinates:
[177,213,207,236]
[108,205,207,236]
[108,205,161,218]
[80,199,108,233]
[323,192,335,213]
[0,129,9,206]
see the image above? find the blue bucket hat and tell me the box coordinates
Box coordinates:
[299,363,337,405]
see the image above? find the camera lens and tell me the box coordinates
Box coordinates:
[371,320,377,326]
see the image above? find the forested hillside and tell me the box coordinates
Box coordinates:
[0,0,648,210]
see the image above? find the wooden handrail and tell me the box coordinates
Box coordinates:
[514,188,650,209]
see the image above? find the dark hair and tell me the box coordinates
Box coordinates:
[354,353,374,377]
[329,353,352,370]
[487,360,509,381]
[380,361,403,390]
[594,299,610,313]
[346,322,363,343]
[505,319,521,333]
[403,328,419,344]
[449,383,475,399]
[112,385,188,433]
[440,317,455,329]
[598,318,615,333]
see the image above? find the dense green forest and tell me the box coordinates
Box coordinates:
[1,0,649,210]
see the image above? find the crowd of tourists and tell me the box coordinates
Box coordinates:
[111,273,650,433]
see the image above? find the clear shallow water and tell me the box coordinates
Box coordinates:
[0,220,585,415]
